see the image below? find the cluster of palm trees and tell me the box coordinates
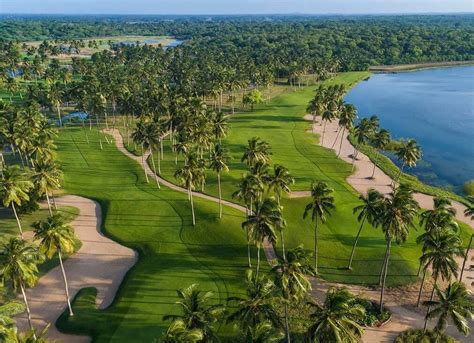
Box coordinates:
[0,102,78,339]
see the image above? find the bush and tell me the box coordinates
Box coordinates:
[464,180,474,196]
[394,329,456,343]
[353,298,391,327]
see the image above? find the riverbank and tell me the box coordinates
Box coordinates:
[369,60,474,72]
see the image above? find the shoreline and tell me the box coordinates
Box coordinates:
[369,60,474,73]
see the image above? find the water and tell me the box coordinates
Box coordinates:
[345,66,474,193]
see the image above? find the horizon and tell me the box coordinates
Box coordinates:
[1,0,473,15]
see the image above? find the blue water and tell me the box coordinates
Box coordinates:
[345,66,474,193]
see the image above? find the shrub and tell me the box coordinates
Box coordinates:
[463,180,474,196]
[394,329,456,343]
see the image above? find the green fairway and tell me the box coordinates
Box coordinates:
[156,72,472,286]
[54,128,255,342]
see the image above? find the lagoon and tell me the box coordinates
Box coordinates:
[345,65,474,193]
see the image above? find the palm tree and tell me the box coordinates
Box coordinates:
[162,319,203,343]
[266,164,294,260]
[0,238,42,339]
[379,185,419,312]
[32,159,63,215]
[175,154,205,226]
[227,269,281,336]
[211,111,229,143]
[233,174,263,267]
[320,108,336,146]
[0,165,34,238]
[347,189,384,270]
[335,104,356,156]
[46,81,63,127]
[369,129,391,178]
[241,137,271,167]
[416,229,463,308]
[423,282,472,336]
[459,233,473,282]
[141,120,162,188]
[243,198,284,276]
[305,287,365,343]
[272,246,316,343]
[209,144,230,218]
[247,321,284,343]
[33,214,77,316]
[394,139,421,184]
[303,181,335,272]
[351,118,373,169]
[163,284,225,342]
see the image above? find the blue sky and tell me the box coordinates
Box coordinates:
[1,0,472,15]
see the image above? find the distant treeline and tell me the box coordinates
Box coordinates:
[1,14,473,71]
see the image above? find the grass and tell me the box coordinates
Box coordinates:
[53,128,258,342]
[154,71,473,286]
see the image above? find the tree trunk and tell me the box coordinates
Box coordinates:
[284,302,291,343]
[141,144,149,183]
[321,120,327,145]
[281,230,286,262]
[256,246,261,277]
[20,283,37,340]
[424,276,438,332]
[12,203,23,238]
[246,226,252,268]
[58,250,74,316]
[51,192,58,211]
[459,234,473,282]
[45,191,53,216]
[190,188,195,226]
[337,128,345,157]
[348,215,367,269]
[57,105,62,127]
[149,147,160,189]
[379,239,391,313]
[417,269,427,307]
[371,158,377,179]
[217,173,222,218]
[314,219,318,273]
[95,114,103,150]
[331,127,341,150]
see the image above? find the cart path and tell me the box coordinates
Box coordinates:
[16,195,138,342]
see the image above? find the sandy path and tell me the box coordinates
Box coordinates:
[16,195,137,342]
[302,115,473,342]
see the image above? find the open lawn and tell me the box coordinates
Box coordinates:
[155,71,473,286]
[54,128,255,342]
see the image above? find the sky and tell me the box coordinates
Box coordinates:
[1,0,472,15]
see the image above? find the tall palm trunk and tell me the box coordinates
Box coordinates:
[280,230,286,262]
[379,238,391,313]
[141,144,149,183]
[95,114,103,150]
[56,105,62,127]
[20,282,37,340]
[11,203,23,238]
[149,147,160,189]
[45,191,53,216]
[314,219,318,273]
[459,234,473,281]
[190,187,195,226]
[284,302,291,343]
[321,120,327,145]
[337,128,346,157]
[423,275,438,332]
[417,269,427,307]
[256,245,261,277]
[51,192,58,211]
[58,250,74,316]
[331,127,341,150]
[217,173,222,218]
[351,147,358,171]
[347,215,367,269]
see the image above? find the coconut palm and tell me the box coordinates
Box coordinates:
[335,104,356,156]
[247,321,284,343]
[243,198,284,276]
[174,154,205,226]
[272,246,316,343]
[0,238,42,339]
[459,234,473,282]
[303,181,335,272]
[141,120,162,188]
[416,229,463,307]
[33,214,76,316]
[211,111,229,143]
[209,144,230,218]
[394,139,422,184]
[369,129,391,178]
[0,165,34,238]
[233,174,264,267]
[378,185,419,312]
[347,189,384,270]
[351,118,373,169]
[46,81,63,127]
[241,137,271,167]
[305,287,365,343]
[423,282,473,335]
[266,164,294,260]
[32,159,62,215]
[163,284,225,342]
[162,319,203,343]
[227,269,281,336]
[320,108,336,146]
